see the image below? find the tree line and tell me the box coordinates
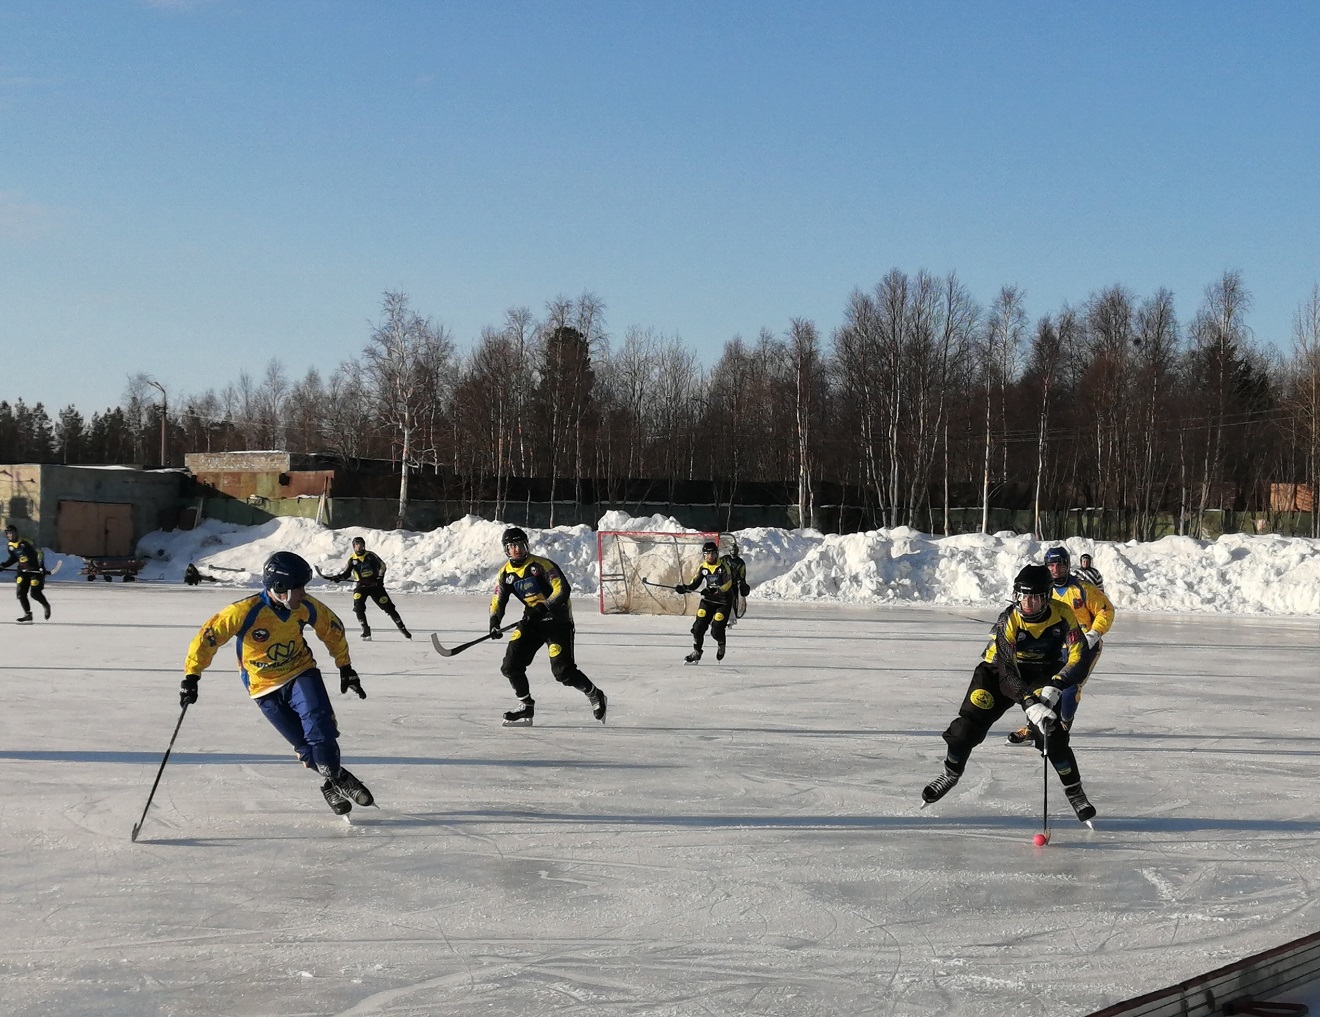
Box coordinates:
[4,270,1320,539]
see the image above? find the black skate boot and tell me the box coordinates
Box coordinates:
[684,648,702,664]
[396,621,411,639]
[43,604,51,620]
[503,697,535,726]
[1065,784,1097,823]
[715,641,726,661]
[587,686,607,723]
[1006,726,1033,746]
[361,626,371,641]
[334,767,374,807]
[16,613,33,624]
[321,779,352,816]
[921,765,961,805]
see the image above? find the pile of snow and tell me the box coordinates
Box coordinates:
[43,514,1320,615]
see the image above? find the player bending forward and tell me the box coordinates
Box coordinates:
[488,527,607,727]
[921,564,1098,825]
[181,551,375,817]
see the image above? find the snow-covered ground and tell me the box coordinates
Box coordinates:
[90,510,1320,616]
[5,517,1320,1016]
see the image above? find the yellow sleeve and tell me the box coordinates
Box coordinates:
[489,564,511,620]
[307,596,352,669]
[183,600,250,677]
[1086,585,1116,636]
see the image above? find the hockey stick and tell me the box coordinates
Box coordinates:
[641,577,684,592]
[131,702,190,842]
[430,622,519,657]
[314,566,342,582]
[1039,726,1051,846]
[200,563,245,573]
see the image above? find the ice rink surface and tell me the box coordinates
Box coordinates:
[4,584,1319,1017]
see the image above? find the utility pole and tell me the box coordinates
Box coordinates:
[146,379,167,466]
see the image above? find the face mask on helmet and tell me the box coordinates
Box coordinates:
[1043,547,1071,577]
[352,539,366,553]
[1013,564,1052,621]
[263,552,312,608]
[702,541,719,562]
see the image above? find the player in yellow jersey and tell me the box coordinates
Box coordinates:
[1007,545,1116,744]
[2,523,52,623]
[675,540,734,662]
[488,527,606,726]
[181,551,375,817]
[921,564,1098,824]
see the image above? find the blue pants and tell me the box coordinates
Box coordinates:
[255,669,341,779]
[1060,641,1104,726]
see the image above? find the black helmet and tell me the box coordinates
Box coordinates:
[263,551,312,594]
[701,540,719,555]
[725,537,739,555]
[351,536,366,550]
[3,524,16,540]
[1043,546,1071,569]
[501,527,529,562]
[1013,564,1052,597]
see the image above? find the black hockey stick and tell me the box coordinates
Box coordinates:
[1039,726,1051,845]
[200,563,245,573]
[131,702,190,842]
[641,577,684,592]
[430,622,519,657]
[314,566,341,582]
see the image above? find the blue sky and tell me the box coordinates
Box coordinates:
[2,1,1318,415]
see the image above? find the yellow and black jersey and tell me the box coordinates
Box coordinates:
[2,538,44,576]
[490,554,573,623]
[1051,577,1114,635]
[184,592,351,699]
[720,553,747,588]
[332,550,387,588]
[983,600,1085,691]
[684,560,733,603]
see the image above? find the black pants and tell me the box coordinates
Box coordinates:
[690,598,729,651]
[941,662,1083,788]
[501,617,592,700]
[352,586,403,631]
[15,573,49,617]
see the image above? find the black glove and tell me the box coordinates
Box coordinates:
[180,674,199,707]
[339,665,365,699]
[674,584,687,594]
[489,619,504,639]
[739,581,750,596]
[530,602,552,621]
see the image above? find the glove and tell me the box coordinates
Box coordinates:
[739,581,750,596]
[1035,686,1062,710]
[180,674,199,707]
[489,620,504,640]
[1024,702,1057,735]
[674,584,687,594]
[339,665,365,699]
[530,602,552,621]
[1084,629,1101,649]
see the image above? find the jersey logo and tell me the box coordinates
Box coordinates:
[251,628,270,643]
[266,641,298,665]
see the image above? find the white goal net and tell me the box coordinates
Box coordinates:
[596,530,728,615]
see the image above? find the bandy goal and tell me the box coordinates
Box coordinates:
[597,530,731,615]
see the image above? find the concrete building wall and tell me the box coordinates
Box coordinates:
[0,465,184,552]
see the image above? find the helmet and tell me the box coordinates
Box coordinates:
[701,540,719,555]
[725,537,739,556]
[263,551,312,594]
[1043,546,1071,569]
[501,527,529,562]
[351,536,366,551]
[1013,564,1052,621]
[3,524,16,541]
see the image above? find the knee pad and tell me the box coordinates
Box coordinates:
[714,611,725,621]
[547,642,562,658]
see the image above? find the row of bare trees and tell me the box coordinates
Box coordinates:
[6,273,1320,538]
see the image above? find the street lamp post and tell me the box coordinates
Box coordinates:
[146,380,167,466]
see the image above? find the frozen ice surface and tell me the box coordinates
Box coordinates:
[3,585,1319,1016]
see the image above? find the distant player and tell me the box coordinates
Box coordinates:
[676,540,733,662]
[325,536,411,641]
[181,551,375,817]
[720,537,751,624]
[1075,553,1105,589]
[2,523,52,623]
[922,564,1097,825]
[488,527,606,727]
[1007,546,1115,744]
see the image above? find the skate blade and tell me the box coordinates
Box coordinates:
[502,718,534,727]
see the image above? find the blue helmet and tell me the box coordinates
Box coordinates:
[263,551,312,594]
[1043,546,1071,569]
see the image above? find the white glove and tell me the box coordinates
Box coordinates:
[1035,686,1062,710]
[1024,702,1057,735]
[1084,629,1100,649]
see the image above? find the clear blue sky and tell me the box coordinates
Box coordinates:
[3,1,1318,416]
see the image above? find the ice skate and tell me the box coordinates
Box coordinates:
[1065,784,1097,825]
[503,698,535,726]
[715,641,726,661]
[921,766,960,805]
[684,648,702,664]
[43,604,51,620]
[16,613,33,624]
[1005,726,1034,745]
[333,767,374,807]
[360,627,371,641]
[396,622,411,639]
[587,686,607,723]
[321,778,352,816]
